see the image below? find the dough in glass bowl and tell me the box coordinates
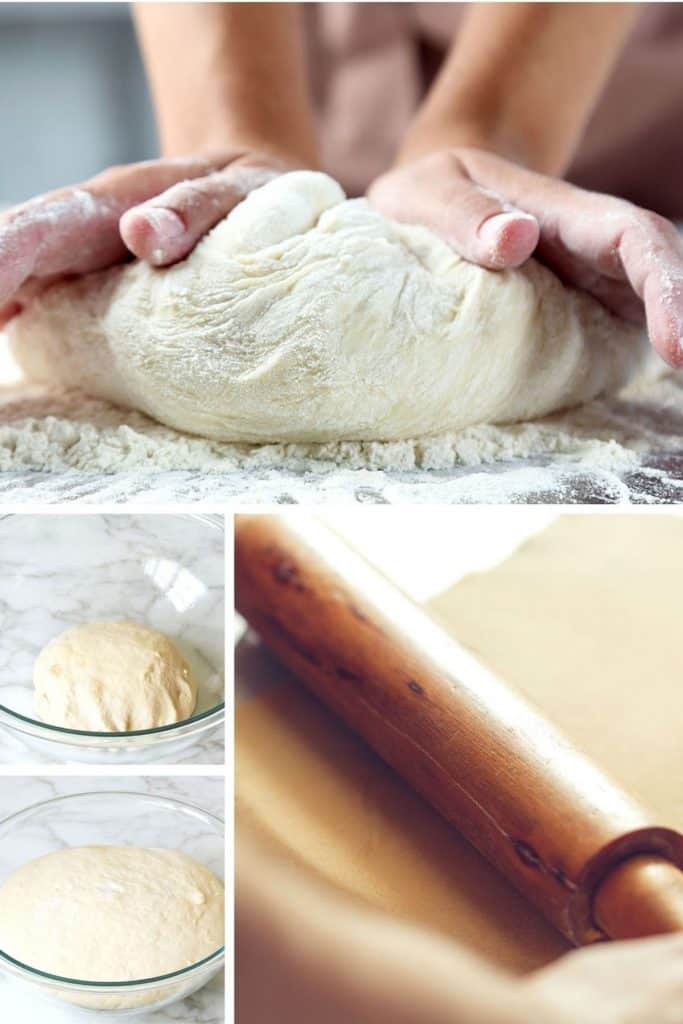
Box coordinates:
[33,620,197,732]
[0,845,224,981]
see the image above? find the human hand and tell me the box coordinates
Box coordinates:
[516,932,683,1024]
[0,149,295,326]
[368,148,683,368]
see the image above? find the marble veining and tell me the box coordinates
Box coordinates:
[0,515,225,764]
[0,776,225,1024]
[0,456,682,504]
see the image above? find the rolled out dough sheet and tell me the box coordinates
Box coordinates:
[236,514,683,973]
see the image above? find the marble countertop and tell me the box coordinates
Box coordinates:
[0,514,225,765]
[0,776,225,1024]
[1,449,682,504]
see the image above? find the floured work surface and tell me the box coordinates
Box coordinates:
[236,515,683,973]
[0,341,682,503]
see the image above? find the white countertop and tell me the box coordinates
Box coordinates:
[0,776,225,1024]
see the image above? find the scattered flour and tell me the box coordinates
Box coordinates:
[0,358,680,477]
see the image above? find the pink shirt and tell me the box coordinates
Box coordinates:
[305,3,683,217]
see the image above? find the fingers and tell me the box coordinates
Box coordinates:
[0,275,63,329]
[369,153,540,270]
[453,149,683,367]
[0,198,85,311]
[473,208,540,270]
[0,229,35,312]
[0,155,226,309]
[119,162,282,265]
[617,214,683,369]
[0,302,22,330]
[579,277,646,326]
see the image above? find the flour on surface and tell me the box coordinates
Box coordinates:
[1,279,681,504]
[0,358,680,481]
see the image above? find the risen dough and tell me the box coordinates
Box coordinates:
[11,172,645,443]
[34,620,197,732]
[0,846,224,981]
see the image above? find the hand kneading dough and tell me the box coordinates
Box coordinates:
[10,172,645,443]
[0,846,224,980]
[34,621,197,731]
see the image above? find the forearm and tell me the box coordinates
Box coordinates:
[237,835,525,1024]
[133,2,319,165]
[401,2,639,175]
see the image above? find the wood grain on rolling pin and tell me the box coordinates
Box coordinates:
[235,514,683,945]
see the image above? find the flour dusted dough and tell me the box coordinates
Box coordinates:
[10,172,646,444]
[34,621,197,731]
[0,846,224,981]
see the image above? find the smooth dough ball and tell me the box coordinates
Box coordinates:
[34,620,198,732]
[9,172,646,443]
[0,846,224,981]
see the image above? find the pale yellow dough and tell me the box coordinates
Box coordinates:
[34,620,197,732]
[0,846,224,981]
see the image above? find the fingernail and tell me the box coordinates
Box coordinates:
[121,205,186,265]
[478,211,536,247]
[138,206,185,243]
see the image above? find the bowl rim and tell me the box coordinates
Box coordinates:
[0,512,225,745]
[0,790,226,990]
[0,700,225,741]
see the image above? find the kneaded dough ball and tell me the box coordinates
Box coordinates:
[34,620,198,732]
[10,172,646,443]
[0,846,224,981]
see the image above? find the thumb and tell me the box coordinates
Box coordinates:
[119,161,281,267]
[370,156,540,270]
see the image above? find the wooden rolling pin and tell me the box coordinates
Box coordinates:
[235,514,683,946]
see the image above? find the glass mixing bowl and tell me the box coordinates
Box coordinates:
[0,514,224,763]
[0,791,225,1016]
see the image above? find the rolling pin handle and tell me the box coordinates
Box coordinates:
[593,856,683,941]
